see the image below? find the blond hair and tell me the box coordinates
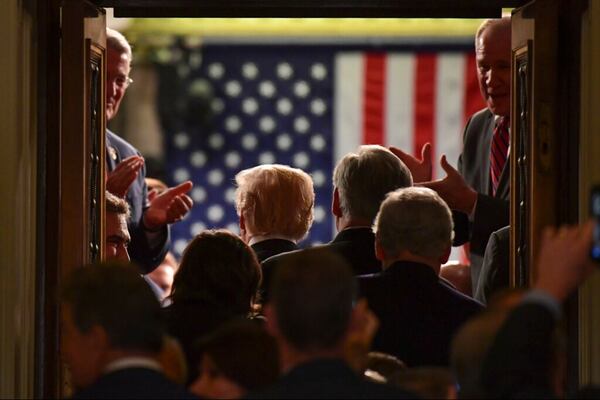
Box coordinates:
[235,164,314,241]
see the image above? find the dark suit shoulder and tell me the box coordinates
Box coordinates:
[247,359,415,399]
[73,368,197,399]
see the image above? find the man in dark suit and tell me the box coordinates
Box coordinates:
[234,164,315,263]
[481,222,599,398]
[360,187,483,367]
[251,249,414,399]
[262,145,413,284]
[105,28,193,274]
[475,225,510,304]
[61,262,195,399]
[391,18,511,292]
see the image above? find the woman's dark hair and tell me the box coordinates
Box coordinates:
[170,229,261,315]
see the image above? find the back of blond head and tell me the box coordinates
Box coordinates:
[333,145,412,222]
[235,164,314,241]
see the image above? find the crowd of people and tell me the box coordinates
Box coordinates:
[63,20,600,399]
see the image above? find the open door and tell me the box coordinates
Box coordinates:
[40,0,106,397]
[510,0,586,391]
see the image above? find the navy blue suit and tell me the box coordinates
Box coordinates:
[260,228,382,303]
[247,358,415,399]
[72,367,196,399]
[360,260,484,367]
[251,238,298,263]
[106,130,169,273]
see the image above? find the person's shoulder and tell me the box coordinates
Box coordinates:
[469,107,494,123]
[439,279,485,311]
[106,129,139,155]
[73,368,197,399]
[358,380,417,399]
[262,244,331,267]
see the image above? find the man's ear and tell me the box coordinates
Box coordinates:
[264,304,280,338]
[439,246,451,264]
[88,324,110,352]
[375,239,386,262]
[332,187,342,218]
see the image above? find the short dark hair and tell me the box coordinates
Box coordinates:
[105,190,130,219]
[270,248,357,351]
[196,318,280,392]
[62,262,164,353]
[170,230,261,314]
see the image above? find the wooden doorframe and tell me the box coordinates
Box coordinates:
[36,1,106,397]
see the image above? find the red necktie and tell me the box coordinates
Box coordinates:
[490,117,509,196]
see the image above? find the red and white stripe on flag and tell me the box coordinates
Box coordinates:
[334,51,485,264]
[334,51,484,178]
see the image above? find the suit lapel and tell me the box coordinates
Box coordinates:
[481,113,495,196]
[105,131,121,171]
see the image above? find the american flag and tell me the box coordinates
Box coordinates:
[160,43,484,257]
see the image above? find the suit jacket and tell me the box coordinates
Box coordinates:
[72,367,196,399]
[456,108,510,289]
[252,238,298,263]
[247,358,414,399]
[360,260,484,367]
[106,130,169,273]
[474,225,510,304]
[260,228,381,302]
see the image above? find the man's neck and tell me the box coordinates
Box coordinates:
[335,215,373,232]
[279,342,345,374]
[248,234,296,246]
[383,253,441,275]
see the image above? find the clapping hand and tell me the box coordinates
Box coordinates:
[107,155,144,198]
[143,181,194,230]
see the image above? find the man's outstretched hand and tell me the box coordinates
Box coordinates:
[389,143,433,183]
[106,155,144,198]
[420,155,478,214]
[143,181,194,231]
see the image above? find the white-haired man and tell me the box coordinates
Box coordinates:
[261,145,412,291]
[360,187,483,368]
[105,28,193,274]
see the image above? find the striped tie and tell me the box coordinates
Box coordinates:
[490,116,509,196]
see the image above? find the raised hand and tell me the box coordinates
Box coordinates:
[389,142,433,183]
[107,155,144,198]
[143,181,194,230]
[420,155,477,214]
[534,222,596,302]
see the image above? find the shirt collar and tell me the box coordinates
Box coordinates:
[104,357,162,374]
[249,234,297,246]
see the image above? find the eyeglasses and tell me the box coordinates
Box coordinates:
[113,76,134,89]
